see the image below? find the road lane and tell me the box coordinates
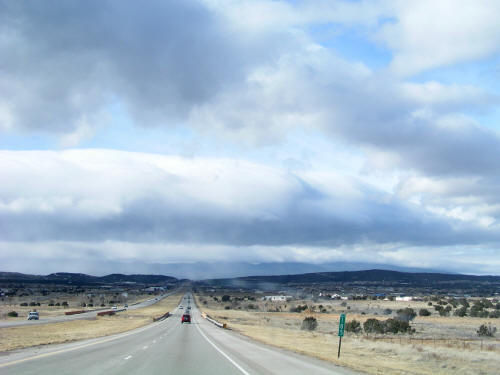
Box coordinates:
[0,291,177,328]
[0,293,357,375]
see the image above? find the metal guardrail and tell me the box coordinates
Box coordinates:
[201,312,227,329]
[153,312,171,322]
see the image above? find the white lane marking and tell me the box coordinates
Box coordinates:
[124,355,132,360]
[0,307,176,369]
[195,317,250,375]
[142,346,148,350]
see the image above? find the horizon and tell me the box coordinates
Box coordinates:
[1,1,500,276]
[3,262,499,280]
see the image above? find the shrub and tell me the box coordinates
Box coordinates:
[489,310,500,318]
[477,324,496,337]
[345,319,362,334]
[62,301,68,307]
[55,302,60,306]
[48,303,54,306]
[20,302,28,306]
[301,317,318,331]
[7,311,18,317]
[434,305,443,312]
[221,295,231,302]
[427,302,433,306]
[364,318,384,334]
[290,304,308,313]
[419,309,431,316]
[480,298,494,309]
[383,308,392,315]
[224,306,231,310]
[439,309,449,317]
[397,308,416,322]
[29,302,36,306]
[385,318,414,334]
[454,306,467,317]
[247,304,256,309]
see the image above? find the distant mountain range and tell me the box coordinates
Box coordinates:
[0,272,177,285]
[200,269,500,290]
[139,261,448,280]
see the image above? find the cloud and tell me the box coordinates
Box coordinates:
[0,0,293,134]
[1,1,500,275]
[0,149,494,247]
[378,0,500,76]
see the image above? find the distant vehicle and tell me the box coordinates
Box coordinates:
[179,306,183,309]
[124,304,128,308]
[112,306,117,310]
[187,306,191,310]
[181,314,191,323]
[27,311,39,320]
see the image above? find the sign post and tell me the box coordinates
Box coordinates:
[338,313,345,358]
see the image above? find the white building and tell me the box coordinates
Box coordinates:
[261,295,292,301]
[395,296,413,302]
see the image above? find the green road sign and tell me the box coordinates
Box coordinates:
[338,313,346,337]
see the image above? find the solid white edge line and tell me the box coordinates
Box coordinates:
[195,317,250,375]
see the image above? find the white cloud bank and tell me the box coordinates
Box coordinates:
[1,149,499,274]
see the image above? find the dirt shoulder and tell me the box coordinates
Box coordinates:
[0,293,183,352]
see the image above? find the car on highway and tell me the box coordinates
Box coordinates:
[181,313,191,323]
[179,306,183,309]
[112,306,117,310]
[27,311,39,320]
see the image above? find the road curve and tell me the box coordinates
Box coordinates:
[0,291,177,328]
[0,293,358,375]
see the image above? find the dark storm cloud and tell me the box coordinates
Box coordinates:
[0,0,290,132]
[0,175,493,248]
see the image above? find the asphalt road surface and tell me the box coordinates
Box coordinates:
[0,292,176,328]
[0,293,357,375]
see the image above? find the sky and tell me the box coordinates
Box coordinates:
[1,0,500,276]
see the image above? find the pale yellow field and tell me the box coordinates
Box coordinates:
[0,293,183,352]
[196,295,500,375]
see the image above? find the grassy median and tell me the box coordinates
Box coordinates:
[0,292,183,352]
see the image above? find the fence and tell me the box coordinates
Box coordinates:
[361,335,500,352]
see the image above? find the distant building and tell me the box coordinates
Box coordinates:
[261,295,292,301]
[395,296,413,302]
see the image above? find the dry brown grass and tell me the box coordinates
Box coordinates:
[195,295,500,375]
[0,293,183,352]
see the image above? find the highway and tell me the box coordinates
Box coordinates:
[0,293,357,375]
[0,292,176,328]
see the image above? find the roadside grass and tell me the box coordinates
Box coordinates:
[0,292,183,352]
[195,296,500,375]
